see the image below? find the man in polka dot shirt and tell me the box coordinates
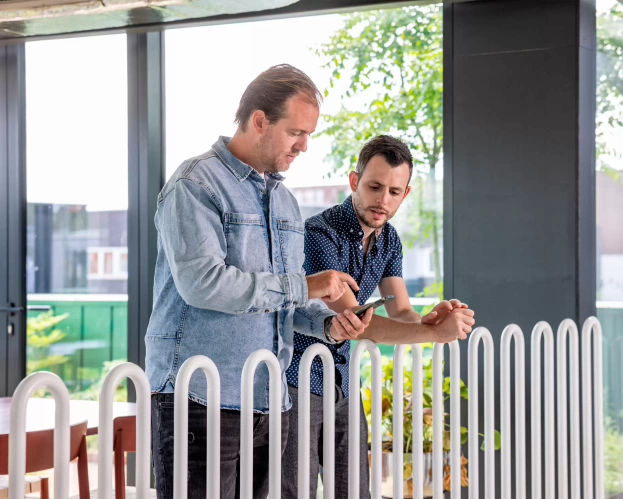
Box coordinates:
[282,135,475,498]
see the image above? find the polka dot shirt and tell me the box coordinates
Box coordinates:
[285,195,403,398]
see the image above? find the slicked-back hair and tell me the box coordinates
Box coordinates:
[234,64,322,131]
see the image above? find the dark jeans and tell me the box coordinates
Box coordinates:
[281,385,371,499]
[151,393,289,499]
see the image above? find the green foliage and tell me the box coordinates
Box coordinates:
[317,5,444,286]
[360,346,501,456]
[597,3,623,180]
[72,359,129,402]
[605,417,623,496]
[27,311,70,374]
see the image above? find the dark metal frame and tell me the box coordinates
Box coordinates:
[127,31,165,373]
[0,44,27,397]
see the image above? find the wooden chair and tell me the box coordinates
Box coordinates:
[0,421,90,499]
[113,416,136,499]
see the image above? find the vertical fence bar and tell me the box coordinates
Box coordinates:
[449,341,461,499]
[530,322,555,499]
[9,372,70,499]
[298,344,335,499]
[582,317,605,499]
[432,344,444,499]
[557,319,581,499]
[174,356,221,499]
[393,345,406,499]
[240,349,282,499]
[349,340,382,499]
[468,328,495,499]
[412,345,424,499]
[393,344,424,499]
[500,324,526,499]
[98,363,151,499]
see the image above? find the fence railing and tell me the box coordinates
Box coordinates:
[8,317,605,499]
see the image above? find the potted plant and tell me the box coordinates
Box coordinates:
[360,343,500,498]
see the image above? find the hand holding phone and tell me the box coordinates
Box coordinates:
[354,295,396,318]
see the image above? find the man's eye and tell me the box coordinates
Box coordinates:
[370,186,380,191]
[391,191,400,196]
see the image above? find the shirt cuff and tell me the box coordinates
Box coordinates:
[284,272,309,308]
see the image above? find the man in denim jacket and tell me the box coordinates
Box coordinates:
[145,65,373,499]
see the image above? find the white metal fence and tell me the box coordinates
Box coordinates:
[7,317,604,499]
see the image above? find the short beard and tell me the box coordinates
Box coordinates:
[256,128,281,174]
[352,194,390,229]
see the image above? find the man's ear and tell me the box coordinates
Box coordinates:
[251,110,269,135]
[403,185,412,198]
[349,171,359,193]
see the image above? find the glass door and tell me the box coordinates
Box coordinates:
[24,34,129,400]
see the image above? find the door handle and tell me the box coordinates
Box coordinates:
[0,305,24,314]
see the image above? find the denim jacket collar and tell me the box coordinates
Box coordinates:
[212,136,285,184]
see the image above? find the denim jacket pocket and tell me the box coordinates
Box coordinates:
[277,219,305,273]
[224,212,271,272]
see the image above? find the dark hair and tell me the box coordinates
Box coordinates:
[234,64,322,131]
[356,135,414,182]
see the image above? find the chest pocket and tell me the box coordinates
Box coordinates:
[224,212,270,273]
[277,220,305,273]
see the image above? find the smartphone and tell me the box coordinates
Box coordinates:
[354,295,396,318]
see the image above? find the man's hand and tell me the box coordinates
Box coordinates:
[433,308,475,343]
[306,270,360,302]
[329,307,374,342]
[421,299,469,325]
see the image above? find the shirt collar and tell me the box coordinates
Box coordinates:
[342,195,385,248]
[211,136,285,184]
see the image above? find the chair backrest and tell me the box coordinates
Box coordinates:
[0,420,88,474]
[113,416,136,453]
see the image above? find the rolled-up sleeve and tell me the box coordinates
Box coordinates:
[157,178,308,313]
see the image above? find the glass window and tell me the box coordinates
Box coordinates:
[596,0,623,494]
[165,3,443,314]
[25,34,129,402]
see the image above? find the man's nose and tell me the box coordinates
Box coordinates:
[378,189,390,206]
[296,135,308,153]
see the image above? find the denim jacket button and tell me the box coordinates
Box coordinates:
[293,301,298,306]
[264,309,270,313]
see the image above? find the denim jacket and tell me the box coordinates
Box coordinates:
[145,136,335,412]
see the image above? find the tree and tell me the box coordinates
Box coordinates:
[597,1,623,182]
[27,311,70,375]
[317,5,444,294]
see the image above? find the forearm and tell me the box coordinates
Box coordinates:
[360,315,434,345]
[172,260,307,313]
[390,308,422,324]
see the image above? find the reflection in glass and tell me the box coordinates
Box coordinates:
[25,34,129,401]
[596,1,623,495]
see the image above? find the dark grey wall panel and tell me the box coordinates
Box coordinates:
[444,1,596,496]
[452,46,580,329]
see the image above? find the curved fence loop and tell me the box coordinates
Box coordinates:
[240,349,282,499]
[531,321,555,499]
[556,319,581,499]
[98,363,151,499]
[174,356,221,499]
[349,340,382,499]
[500,324,526,499]
[582,317,605,499]
[393,344,424,499]
[298,344,335,499]
[10,372,71,499]
[468,328,495,499]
